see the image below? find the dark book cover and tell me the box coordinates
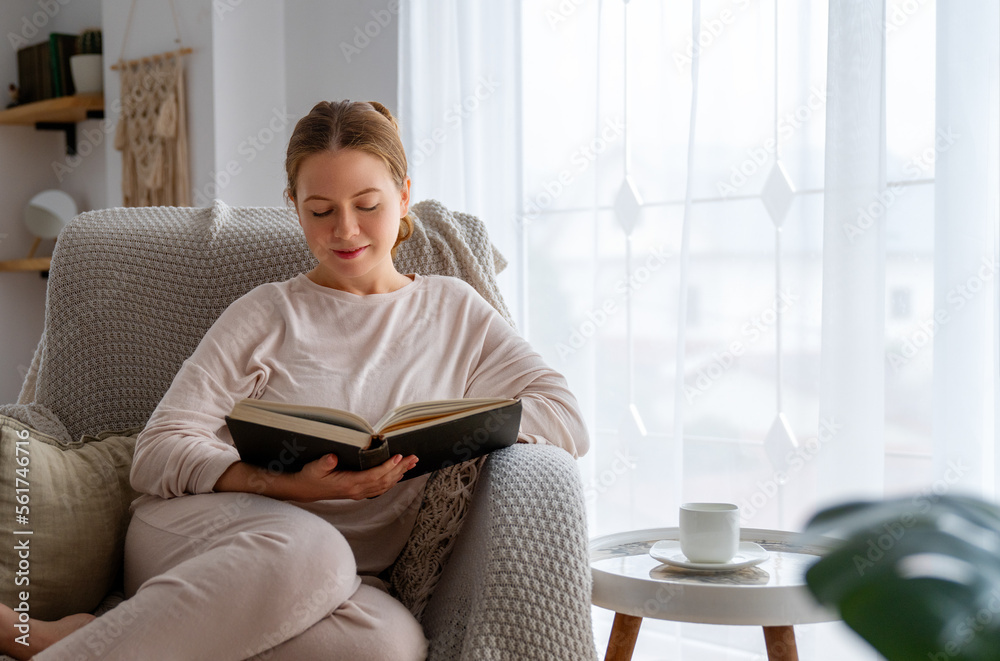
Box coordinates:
[37,41,53,101]
[226,400,522,480]
[49,33,77,97]
[16,43,40,104]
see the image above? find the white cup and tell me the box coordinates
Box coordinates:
[679,502,740,563]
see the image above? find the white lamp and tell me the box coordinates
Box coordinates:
[23,189,76,266]
[0,190,76,273]
[25,190,77,241]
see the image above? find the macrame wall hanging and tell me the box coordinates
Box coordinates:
[111,0,192,206]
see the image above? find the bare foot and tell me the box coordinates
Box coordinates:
[0,602,95,660]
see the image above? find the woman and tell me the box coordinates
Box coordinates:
[0,100,588,660]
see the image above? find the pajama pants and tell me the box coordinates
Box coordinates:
[34,492,428,660]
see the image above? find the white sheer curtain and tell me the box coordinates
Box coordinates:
[933,2,999,495]
[398,0,523,324]
[401,1,1000,658]
[812,0,889,507]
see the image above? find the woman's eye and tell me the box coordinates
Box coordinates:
[311,210,332,218]
[358,204,379,212]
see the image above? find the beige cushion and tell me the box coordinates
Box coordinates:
[0,415,139,620]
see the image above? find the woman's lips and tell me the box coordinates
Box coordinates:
[333,246,367,259]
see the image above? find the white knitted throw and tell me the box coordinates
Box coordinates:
[16,199,512,620]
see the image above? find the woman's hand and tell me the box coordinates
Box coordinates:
[290,453,419,502]
[213,453,418,501]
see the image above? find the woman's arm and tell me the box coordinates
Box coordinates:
[131,287,420,500]
[213,452,418,501]
[129,293,274,498]
[463,297,590,458]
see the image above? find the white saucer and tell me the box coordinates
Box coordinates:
[649,541,769,571]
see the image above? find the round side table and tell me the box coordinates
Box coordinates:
[590,527,839,661]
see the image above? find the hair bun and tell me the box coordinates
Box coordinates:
[368,101,400,132]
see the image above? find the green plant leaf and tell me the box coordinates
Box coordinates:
[804,495,1000,661]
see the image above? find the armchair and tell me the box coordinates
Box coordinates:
[0,200,597,660]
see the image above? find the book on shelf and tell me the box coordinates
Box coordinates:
[15,34,79,104]
[225,397,522,480]
[16,42,47,104]
[49,33,78,97]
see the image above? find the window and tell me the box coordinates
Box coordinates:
[402,1,999,657]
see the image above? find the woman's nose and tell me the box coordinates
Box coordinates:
[332,213,360,240]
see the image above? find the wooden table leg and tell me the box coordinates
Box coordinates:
[762,626,799,661]
[605,613,643,661]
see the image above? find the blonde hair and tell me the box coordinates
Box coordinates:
[285,100,414,258]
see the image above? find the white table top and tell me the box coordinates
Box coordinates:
[590,527,840,626]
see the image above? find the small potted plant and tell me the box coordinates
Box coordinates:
[70,28,103,94]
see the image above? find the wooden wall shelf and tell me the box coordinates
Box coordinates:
[0,94,104,125]
[0,257,51,273]
[0,97,98,273]
[1,238,54,275]
[0,94,105,154]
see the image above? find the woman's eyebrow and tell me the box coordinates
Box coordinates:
[303,187,381,203]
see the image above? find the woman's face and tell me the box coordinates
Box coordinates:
[293,148,411,294]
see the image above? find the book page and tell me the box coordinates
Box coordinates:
[231,399,374,434]
[375,398,515,433]
[228,405,373,448]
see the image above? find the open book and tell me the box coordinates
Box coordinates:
[225,397,522,480]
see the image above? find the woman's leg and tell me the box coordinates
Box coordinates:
[34,492,361,661]
[247,583,427,661]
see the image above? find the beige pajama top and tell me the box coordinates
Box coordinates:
[130,273,588,573]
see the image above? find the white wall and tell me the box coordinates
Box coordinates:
[0,0,401,407]
[284,0,399,119]
[210,0,287,206]
[101,0,214,208]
